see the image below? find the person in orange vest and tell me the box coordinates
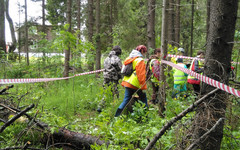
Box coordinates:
[115,45,148,117]
[187,50,205,96]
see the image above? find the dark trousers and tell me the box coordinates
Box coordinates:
[192,84,200,96]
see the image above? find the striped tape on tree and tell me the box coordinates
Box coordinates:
[167,54,239,64]
[161,60,240,98]
[0,69,105,84]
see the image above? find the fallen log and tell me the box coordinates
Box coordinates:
[52,128,109,149]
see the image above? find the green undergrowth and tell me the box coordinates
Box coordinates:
[0,61,240,149]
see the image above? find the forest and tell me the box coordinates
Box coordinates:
[0,0,240,150]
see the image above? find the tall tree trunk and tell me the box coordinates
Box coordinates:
[42,0,46,59]
[159,0,168,117]
[175,0,180,47]
[206,0,210,41]
[77,0,82,72]
[95,0,101,76]
[193,0,238,149]
[24,0,29,65]
[88,0,94,71]
[0,0,6,56]
[167,0,174,46]
[109,0,113,45]
[5,0,16,53]
[190,0,194,57]
[18,2,21,63]
[147,0,156,53]
[63,0,72,77]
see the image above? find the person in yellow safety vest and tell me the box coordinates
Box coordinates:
[187,50,205,96]
[172,58,188,99]
[171,47,185,64]
[146,48,161,104]
[115,45,148,117]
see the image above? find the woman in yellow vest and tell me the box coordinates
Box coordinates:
[187,50,205,96]
[115,45,148,117]
[172,58,188,98]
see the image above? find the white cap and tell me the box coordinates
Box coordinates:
[178,48,185,53]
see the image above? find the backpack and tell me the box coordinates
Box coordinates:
[121,63,134,76]
[146,59,153,80]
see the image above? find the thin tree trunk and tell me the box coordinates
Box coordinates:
[95,0,101,76]
[167,0,174,46]
[63,0,72,77]
[193,0,238,149]
[0,0,6,56]
[206,0,210,41]
[77,0,82,72]
[109,0,113,45]
[5,0,16,53]
[147,0,156,52]
[159,0,168,117]
[175,0,180,47]
[24,0,29,65]
[42,0,46,59]
[18,1,21,63]
[88,0,94,71]
[190,0,194,57]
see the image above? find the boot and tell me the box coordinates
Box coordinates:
[115,108,123,117]
[97,107,102,113]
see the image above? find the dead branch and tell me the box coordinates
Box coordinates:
[144,88,219,150]
[0,147,40,150]
[186,118,224,150]
[0,85,14,95]
[0,103,17,113]
[0,118,6,123]
[1,104,46,129]
[0,104,35,133]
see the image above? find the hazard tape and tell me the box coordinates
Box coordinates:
[0,69,105,84]
[162,60,240,98]
[167,54,239,64]
[167,54,204,61]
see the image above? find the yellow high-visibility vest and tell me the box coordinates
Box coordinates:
[123,57,144,88]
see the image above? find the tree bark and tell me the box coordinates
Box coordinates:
[159,0,168,117]
[175,0,180,47]
[147,0,156,52]
[77,0,82,72]
[88,0,94,71]
[63,0,72,77]
[24,0,29,65]
[0,0,6,55]
[190,0,194,57]
[206,0,210,41]
[5,0,17,53]
[193,1,238,149]
[52,128,109,149]
[95,0,101,77]
[167,0,174,46]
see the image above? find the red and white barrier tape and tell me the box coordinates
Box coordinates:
[167,54,239,64]
[167,54,204,61]
[74,69,105,76]
[0,69,104,84]
[162,60,240,98]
